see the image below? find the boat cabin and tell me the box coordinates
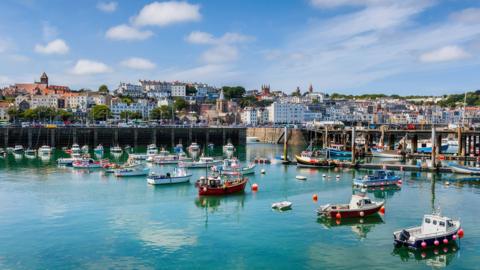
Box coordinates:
[349,195,374,209]
[421,214,455,234]
[366,170,395,179]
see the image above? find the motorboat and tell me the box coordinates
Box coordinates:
[147,168,192,185]
[371,148,403,159]
[353,170,402,188]
[246,136,260,144]
[147,153,192,165]
[323,145,351,157]
[393,213,462,250]
[13,145,24,154]
[187,142,201,159]
[57,157,79,166]
[317,194,384,218]
[174,143,184,154]
[272,201,292,211]
[214,159,256,176]
[146,144,158,156]
[25,148,36,158]
[449,163,480,175]
[71,143,81,156]
[197,173,248,196]
[72,158,105,169]
[94,145,104,155]
[38,145,53,155]
[223,142,235,158]
[179,156,222,169]
[295,153,335,168]
[128,153,148,160]
[114,166,150,177]
[81,145,89,153]
[111,145,122,154]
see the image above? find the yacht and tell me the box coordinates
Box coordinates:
[147,144,158,156]
[38,145,53,155]
[187,142,201,159]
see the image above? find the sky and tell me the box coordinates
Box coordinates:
[1,0,480,95]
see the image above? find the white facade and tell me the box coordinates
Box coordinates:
[0,103,10,121]
[116,82,144,98]
[267,102,305,124]
[171,83,186,97]
[31,95,59,109]
[67,95,88,112]
[242,107,258,125]
[110,101,156,119]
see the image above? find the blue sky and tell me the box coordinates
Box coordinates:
[1,0,480,95]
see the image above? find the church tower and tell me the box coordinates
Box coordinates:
[216,89,228,113]
[40,72,48,86]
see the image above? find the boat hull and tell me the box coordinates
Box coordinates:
[147,174,192,185]
[181,161,222,168]
[353,178,401,188]
[449,164,480,175]
[114,168,150,177]
[295,155,335,168]
[318,202,384,218]
[198,179,247,196]
[394,228,460,250]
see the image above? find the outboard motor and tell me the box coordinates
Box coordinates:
[399,230,410,241]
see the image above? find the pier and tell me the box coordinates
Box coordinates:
[0,127,246,148]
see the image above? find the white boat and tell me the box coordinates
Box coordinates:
[57,157,78,166]
[449,163,480,175]
[216,159,256,175]
[114,166,150,177]
[393,213,462,250]
[371,148,403,158]
[81,145,89,153]
[246,136,261,144]
[38,145,53,155]
[223,142,235,158]
[272,201,292,211]
[111,145,122,154]
[147,168,192,185]
[94,145,104,155]
[147,144,158,156]
[179,156,222,168]
[296,175,307,180]
[187,142,201,159]
[129,153,148,160]
[25,148,36,158]
[71,144,81,155]
[72,158,104,169]
[13,145,24,154]
[147,153,192,164]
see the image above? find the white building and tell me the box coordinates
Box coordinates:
[140,80,172,98]
[116,82,144,98]
[31,94,59,109]
[0,102,11,121]
[66,95,89,112]
[171,83,186,97]
[110,100,156,119]
[267,102,305,124]
[242,107,258,125]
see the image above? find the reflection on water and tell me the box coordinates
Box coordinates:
[392,244,459,268]
[354,185,402,199]
[317,215,384,239]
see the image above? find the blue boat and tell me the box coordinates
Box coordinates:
[417,144,449,154]
[353,170,401,188]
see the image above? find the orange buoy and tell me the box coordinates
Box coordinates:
[251,183,258,191]
[312,194,318,201]
[379,206,385,214]
[335,212,341,219]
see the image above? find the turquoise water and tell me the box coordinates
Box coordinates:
[0,144,479,269]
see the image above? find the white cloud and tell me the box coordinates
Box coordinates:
[120,57,156,70]
[450,8,480,24]
[106,24,153,41]
[310,0,383,8]
[132,1,201,27]
[70,59,112,75]
[185,31,215,44]
[419,46,470,63]
[97,1,117,13]
[34,39,69,54]
[201,45,238,64]
[186,31,252,45]
[42,22,58,41]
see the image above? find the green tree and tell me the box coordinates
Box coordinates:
[174,97,187,111]
[57,109,73,121]
[7,107,21,122]
[239,96,257,108]
[22,109,37,120]
[90,105,111,120]
[98,84,109,94]
[222,86,245,99]
[120,111,142,120]
[186,85,197,96]
[150,105,171,120]
[120,96,134,105]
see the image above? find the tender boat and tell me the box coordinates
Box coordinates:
[146,144,158,156]
[94,145,104,155]
[179,156,222,169]
[13,145,24,154]
[81,145,89,153]
[25,148,36,157]
[223,142,235,158]
[197,173,248,196]
[114,166,150,177]
[214,159,256,176]
[72,158,105,169]
[111,145,123,154]
[187,142,201,159]
[317,194,384,218]
[353,170,402,188]
[393,213,462,250]
[449,163,480,175]
[272,201,292,211]
[147,168,192,185]
[295,153,335,168]
[38,145,53,155]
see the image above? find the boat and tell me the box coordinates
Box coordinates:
[71,143,81,155]
[174,143,184,154]
[94,145,104,155]
[111,145,123,154]
[81,145,89,153]
[197,173,248,196]
[393,213,462,250]
[246,136,260,144]
[147,168,192,185]
[222,142,235,158]
[179,156,222,168]
[187,142,201,159]
[114,166,150,177]
[147,153,192,165]
[317,194,384,218]
[72,158,105,169]
[323,144,351,157]
[214,159,256,175]
[25,148,36,158]
[13,145,24,154]
[296,175,307,180]
[353,170,402,188]
[371,148,403,158]
[102,162,121,173]
[146,144,158,156]
[416,140,449,154]
[57,157,78,166]
[449,163,480,175]
[0,148,6,157]
[129,153,148,160]
[272,201,292,211]
[38,145,53,155]
[295,154,335,168]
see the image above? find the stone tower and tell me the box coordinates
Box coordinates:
[40,72,48,86]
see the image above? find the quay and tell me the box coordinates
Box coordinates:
[0,127,246,148]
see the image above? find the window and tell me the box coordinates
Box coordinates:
[439,221,445,227]
[425,218,431,223]
[433,220,437,225]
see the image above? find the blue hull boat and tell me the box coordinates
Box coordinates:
[417,144,449,154]
[353,170,401,188]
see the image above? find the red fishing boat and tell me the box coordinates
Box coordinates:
[317,194,384,219]
[197,173,248,196]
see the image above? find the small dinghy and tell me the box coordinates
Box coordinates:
[393,213,463,250]
[449,163,480,175]
[272,201,292,211]
[296,175,307,180]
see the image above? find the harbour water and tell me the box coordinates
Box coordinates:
[0,144,479,269]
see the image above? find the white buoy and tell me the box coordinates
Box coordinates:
[296,175,307,180]
[261,169,266,174]
[336,175,340,179]
[322,174,326,177]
